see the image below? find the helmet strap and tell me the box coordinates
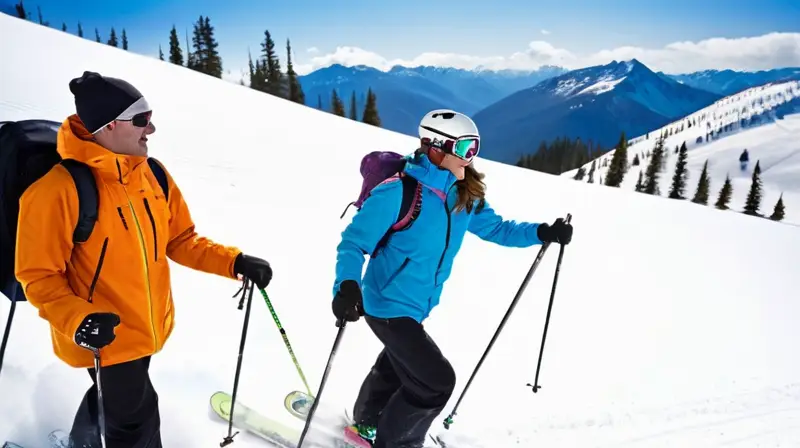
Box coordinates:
[419,142,445,167]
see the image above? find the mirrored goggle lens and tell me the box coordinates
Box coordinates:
[453,138,479,160]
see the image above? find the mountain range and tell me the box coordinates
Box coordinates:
[298,64,566,135]
[473,59,726,163]
[300,61,799,165]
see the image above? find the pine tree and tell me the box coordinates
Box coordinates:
[158,45,164,61]
[122,28,128,50]
[188,16,222,77]
[769,194,785,221]
[14,1,26,19]
[317,94,322,110]
[643,134,666,195]
[604,131,628,187]
[108,27,118,47]
[634,170,644,192]
[715,174,733,210]
[168,25,183,65]
[587,160,596,184]
[632,153,640,166]
[184,29,194,69]
[743,160,763,216]
[254,30,283,96]
[62,22,67,32]
[37,5,48,26]
[285,39,305,104]
[331,89,345,116]
[202,16,222,77]
[362,88,381,126]
[668,141,689,199]
[77,22,83,37]
[95,28,101,42]
[691,160,710,205]
[349,91,358,120]
[573,166,586,181]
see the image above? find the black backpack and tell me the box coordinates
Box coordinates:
[0,119,170,376]
[0,119,169,303]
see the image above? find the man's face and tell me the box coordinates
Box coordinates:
[98,111,155,156]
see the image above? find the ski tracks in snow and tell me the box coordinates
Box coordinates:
[571,382,800,447]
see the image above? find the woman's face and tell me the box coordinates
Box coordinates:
[439,152,470,180]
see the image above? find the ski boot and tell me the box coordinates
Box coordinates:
[343,423,376,447]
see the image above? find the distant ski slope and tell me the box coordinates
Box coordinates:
[562,81,800,225]
[2,12,800,448]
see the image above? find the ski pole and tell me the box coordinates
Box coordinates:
[260,288,312,397]
[0,287,20,378]
[443,217,560,430]
[93,348,107,448]
[221,277,256,447]
[297,318,348,448]
[527,213,571,393]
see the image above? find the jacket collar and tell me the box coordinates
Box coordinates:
[57,115,148,185]
[403,152,458,195]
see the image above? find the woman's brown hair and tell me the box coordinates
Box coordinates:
[454,163,487,214]
[415,146,487,214]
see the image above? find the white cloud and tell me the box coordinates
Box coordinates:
[294,32,800,75]
[306,46,319,54]
[541,29,551,35]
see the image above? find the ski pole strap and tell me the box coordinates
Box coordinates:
[260,288,313,396]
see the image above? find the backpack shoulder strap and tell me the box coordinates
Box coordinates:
[370,174,422,258]
[393,174,422,231]
[59,159,98,244]
[147,157,170,202]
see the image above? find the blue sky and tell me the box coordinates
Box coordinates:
[5,0,800,76]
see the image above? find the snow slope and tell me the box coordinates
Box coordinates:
[563,80,800,225]
[3,13,800,447]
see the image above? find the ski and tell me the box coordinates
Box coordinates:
[209,391,367,448]
[210,390,300,448]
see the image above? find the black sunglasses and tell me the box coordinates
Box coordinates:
[119,111,152,128]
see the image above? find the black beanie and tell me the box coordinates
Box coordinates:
[69,71,145,133]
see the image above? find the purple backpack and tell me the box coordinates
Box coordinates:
[340,151,422,257]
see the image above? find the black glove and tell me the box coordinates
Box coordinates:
[332,280,363,324]
[234,253,272,289]
[537,218,573,245]
[74,312,120,350]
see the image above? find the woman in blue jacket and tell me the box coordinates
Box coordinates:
[331,109,573,447]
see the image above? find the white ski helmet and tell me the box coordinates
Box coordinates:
[418,109,481,161]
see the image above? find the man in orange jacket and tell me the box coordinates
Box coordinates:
[14,71,272,448]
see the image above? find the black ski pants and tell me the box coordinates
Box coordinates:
[353,315,456,448]
[69,355,162,448]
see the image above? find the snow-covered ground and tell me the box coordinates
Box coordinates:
[563,80,800,226]
[3,13,800,447]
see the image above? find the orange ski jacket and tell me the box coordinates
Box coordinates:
[14,115,242,368]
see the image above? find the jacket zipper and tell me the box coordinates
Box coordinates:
[431,185,455,312]
[123,186,158,352]
[143,198,158,262]
[434,185,455,283]
[87,238,109,303]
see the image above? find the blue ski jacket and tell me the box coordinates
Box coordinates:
[333,153,544,322]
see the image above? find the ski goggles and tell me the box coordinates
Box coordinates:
[420,126,480,162]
